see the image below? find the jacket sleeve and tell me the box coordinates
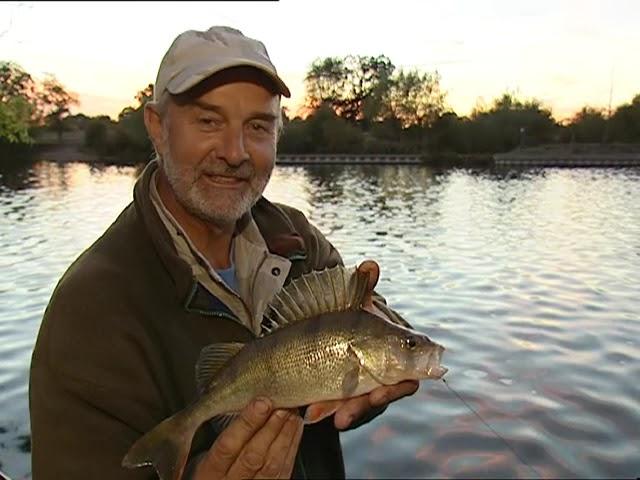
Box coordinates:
[29,268,166,480]
[29,365,158,480]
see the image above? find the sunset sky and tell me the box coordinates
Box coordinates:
[1,0,638,122]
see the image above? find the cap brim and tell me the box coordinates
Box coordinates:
[166,58,291,98]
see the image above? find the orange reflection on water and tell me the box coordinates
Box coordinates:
[370,424,397,445]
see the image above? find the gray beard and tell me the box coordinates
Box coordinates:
[160,153,273,228]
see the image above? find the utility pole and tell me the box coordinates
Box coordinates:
[603,65,614,144]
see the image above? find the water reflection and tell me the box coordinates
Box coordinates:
[0,161,639,479]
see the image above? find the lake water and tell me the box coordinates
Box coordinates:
[1,160,639,479]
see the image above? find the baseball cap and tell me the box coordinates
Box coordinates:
[153,26,291,101]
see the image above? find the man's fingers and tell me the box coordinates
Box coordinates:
[201,397,273,476]
[226,408,294,479]
[332,381,420,430]
[196,383,420,478]
[278,415,305,478]
[369,380,419,407]
[333,395,370,430]
[255,413,304,479]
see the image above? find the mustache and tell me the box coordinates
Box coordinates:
[199,161,254,180]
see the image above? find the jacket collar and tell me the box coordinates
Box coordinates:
[133,160,307,305]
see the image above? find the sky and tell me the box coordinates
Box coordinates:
[1,0,639,122]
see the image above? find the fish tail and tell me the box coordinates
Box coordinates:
[122,408,201,480]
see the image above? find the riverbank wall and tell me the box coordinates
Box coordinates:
[494,144,640,167]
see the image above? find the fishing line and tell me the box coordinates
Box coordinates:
[441,378,542,479]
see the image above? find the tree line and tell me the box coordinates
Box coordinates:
[0,61,79,144]
[1,57,639,164]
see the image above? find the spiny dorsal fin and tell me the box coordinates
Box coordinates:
[263,264,370,336]
[195,342,245,395]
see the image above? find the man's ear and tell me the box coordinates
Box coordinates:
[144,103,166,155]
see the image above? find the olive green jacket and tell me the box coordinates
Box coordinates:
[29,161,398,479]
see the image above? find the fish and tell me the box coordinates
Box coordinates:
[122,259,447,480]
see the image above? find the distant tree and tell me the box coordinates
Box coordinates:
[286,103,363,153]
[0,96,33,144]
[118,109,151,153]
[0,61,38,105]
[278,117,312,153]
[304,55,395,123]
[82,84,155,163]
[84,116,116,155]
[429,111,469,153]
[320,115,364,153]
[0,62,38,144]
[568,107,607,143]
[386,69,446,128]
[61,113,91,132]
[112,84,154,160]
[467,92,558,152]
[37,75,79,142]
[1,63,80,143]
[608,93,640,142]
[369,116,403,142]
[135,83,154,106]
[303,57,343,113]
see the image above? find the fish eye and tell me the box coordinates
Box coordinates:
[405,336,417,349]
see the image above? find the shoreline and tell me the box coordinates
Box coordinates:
[494,144,640,167]
[11,139,640,169]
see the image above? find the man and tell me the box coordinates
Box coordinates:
[29,26,418,479]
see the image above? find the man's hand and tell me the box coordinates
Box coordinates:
[305,380,419,430]
[193,397,304,479]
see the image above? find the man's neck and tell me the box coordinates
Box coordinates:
[156,169,235,270]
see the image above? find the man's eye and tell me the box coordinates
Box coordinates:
[250,122,269,132]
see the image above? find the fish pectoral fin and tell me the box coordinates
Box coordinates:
[210,413,238,433]
[341,364,361,398]
[347,342,388,387]
[196,342,245,395]
[347,342,365,365]
[303,400,342,425]
[344,342,371,396]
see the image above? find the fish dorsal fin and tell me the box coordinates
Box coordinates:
[195,342,245,395]
[263,264,370,336]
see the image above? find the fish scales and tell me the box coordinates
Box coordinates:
[201,314,374,412]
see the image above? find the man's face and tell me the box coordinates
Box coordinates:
[153,76,280,227]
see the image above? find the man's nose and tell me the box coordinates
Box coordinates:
[221,126,249,166]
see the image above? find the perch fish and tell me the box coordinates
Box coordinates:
[122,260,447,480]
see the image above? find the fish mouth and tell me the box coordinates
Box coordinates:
[425,344,448,379]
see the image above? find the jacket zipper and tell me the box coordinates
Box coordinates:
[184,282,256,339]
